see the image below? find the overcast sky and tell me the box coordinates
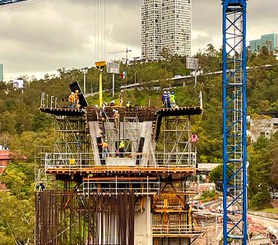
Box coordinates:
[0,0,277,81]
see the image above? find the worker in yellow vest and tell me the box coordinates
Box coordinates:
[169,91,176,108]
[119,139,125,158]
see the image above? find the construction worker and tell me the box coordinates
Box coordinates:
[68,92,75,108]
[166,91,171,108]
[161,91,168,108]
[109,100,115,106]
[99,140,109,159]
[191,133,199,150]
[100,102,107,121]
[74,90,79,108]
[119,97,124,107]
[112,109,120,129]
[119,139,125,158]
[191,133,198,143]
[36,182,45,192]
[170,91,176,108]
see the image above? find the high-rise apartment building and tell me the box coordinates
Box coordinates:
[141,0,162,61]
[141,0,191,60]
[249,33,277,53]
[0,64,3,82]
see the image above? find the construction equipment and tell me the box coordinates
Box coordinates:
[222,0,248,244]
[108,47,132,65]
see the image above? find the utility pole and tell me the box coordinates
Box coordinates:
[106,62,120,98]
[81,67,88,95]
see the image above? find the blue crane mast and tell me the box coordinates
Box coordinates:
[0,0,26,5]
[222,0,248,244]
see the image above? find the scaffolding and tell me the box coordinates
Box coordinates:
[36,100,204,245]
[154,116,197,167]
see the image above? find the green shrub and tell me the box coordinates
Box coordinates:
[249,189,272,210]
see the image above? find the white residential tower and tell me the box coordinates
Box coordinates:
[141,0,192,60]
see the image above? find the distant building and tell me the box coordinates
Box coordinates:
[0,64,3,82]
[141,0,162,61]
[0,150,12,190]
[247,113,278,142]
[249,33,278,53]
[0,149,27,190]
[141,0,191,61]
[161,0,191,57]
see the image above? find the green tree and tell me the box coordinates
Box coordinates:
[0,161,35,199]
[0,192,34,244]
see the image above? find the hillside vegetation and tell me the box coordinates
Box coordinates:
[0,44,277,244]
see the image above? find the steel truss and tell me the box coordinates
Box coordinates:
[222,0,248,244]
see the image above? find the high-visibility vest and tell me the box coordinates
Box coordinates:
[119,141,125,148]
[69,94,75,103]
[102,142,108,149]
[170,94,176,103]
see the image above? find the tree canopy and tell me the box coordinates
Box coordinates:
[0,44,277,242]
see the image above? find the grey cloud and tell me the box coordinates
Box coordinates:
[0,0,277,80]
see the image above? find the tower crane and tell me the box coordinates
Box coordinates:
[0,0,26,5]
[108,47,132,65]
[222,0,248,244]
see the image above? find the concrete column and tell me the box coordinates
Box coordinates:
[88,121,101,165]
[134,197,153,245]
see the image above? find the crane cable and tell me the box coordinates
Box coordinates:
[94,0,106,62]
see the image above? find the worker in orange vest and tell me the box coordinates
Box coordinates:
[74,90,79,108]
[68,92,75,108]
[112,110,120,129]
[99,140,109,159]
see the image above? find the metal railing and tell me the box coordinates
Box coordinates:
[152,224,200,234]
[42,151,197,168]
[152,152,197,167]
[40,92,59,109]
[43,152,95,168]
[82,178,160,195]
